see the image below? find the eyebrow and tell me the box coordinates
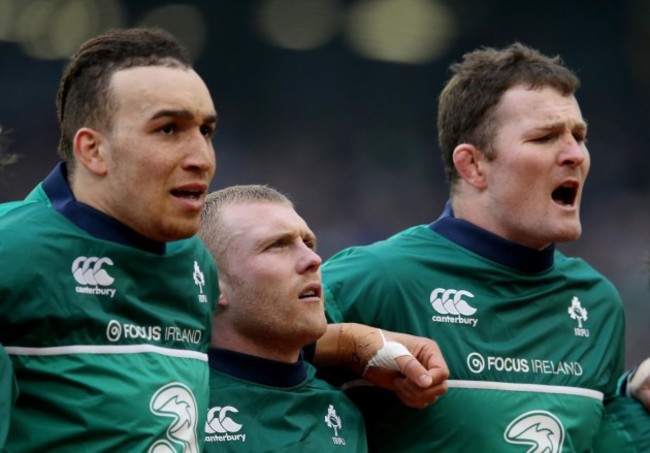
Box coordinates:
[150,109,218,124]
[538,119,588,132]
[263,230,317,247]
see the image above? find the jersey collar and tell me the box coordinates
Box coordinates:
[208,348,308,388]
[41,162,166,255]
[429,201,554,273]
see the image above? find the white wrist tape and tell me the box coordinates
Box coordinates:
[363,330,413,375]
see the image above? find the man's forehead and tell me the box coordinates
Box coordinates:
[497,86,584,124]
[229,202,293,223]
[227,202,311,237]
[111,66,215,115]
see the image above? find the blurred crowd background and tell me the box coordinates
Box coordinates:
[1,0,648,367]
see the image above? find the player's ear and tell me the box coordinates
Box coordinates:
[217,278,230,308]
[73,127,108,176]
[453,143,488,190]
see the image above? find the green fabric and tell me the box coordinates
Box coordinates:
[205,363,367,452]
[322,224,625,452]
[0,346,18,448]
[593,396,650,452]
[0,188,219,452]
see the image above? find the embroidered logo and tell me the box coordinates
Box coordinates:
[193,261,208,303]
[324,404,346,445]
[567,296,589,337]
[205,406,246,443]
[504,410,565,453]
[71,256,116,298]
[429,288,478,327]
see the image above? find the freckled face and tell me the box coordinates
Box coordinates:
[481,85,590,250]
[219,201,326,356]
[99,66,217,241]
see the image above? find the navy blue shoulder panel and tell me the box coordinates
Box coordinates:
[429,201,554,273]
[41,163,166,255]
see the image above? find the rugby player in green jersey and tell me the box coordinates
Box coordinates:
[321,42,649,451]
[1,26,448,452]
[0,28,220,451]
[198,185,449,451]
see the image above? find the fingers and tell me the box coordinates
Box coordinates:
[365,329,449,408]
[396,356,433,388]
[383,331,450,388]
[393,372,449,408]
[334,324,451,410]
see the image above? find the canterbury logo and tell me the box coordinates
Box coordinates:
[206,406,243,434]
[72,256,115,286]
[430,288,476,316]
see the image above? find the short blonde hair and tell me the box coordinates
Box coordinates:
[199,184,292,265]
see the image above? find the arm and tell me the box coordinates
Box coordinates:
[314,323,449,408]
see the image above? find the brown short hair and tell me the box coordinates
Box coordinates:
[437,42,580,188]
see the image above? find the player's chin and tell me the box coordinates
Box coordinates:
[552,224,582,243]
[157,219,201,241]
[303,314,328,338]
[293,320,328,346]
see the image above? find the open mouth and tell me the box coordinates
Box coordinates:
[551,182,578,207]
[171,189,203,200]
[299,285,321,300]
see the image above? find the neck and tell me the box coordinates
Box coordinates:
[211,318,303,364]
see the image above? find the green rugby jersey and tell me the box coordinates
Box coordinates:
[205,348,368,452]
[590,366,650,451]
[0,164,218,452]
[593,395,650,452]
[0,345,18,448]
[322,205,625,452]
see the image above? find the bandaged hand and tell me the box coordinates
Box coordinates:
[316,323,449,408]
[363,330,411,374]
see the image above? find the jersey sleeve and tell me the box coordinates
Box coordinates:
[322,246,395,327]
[593,395,650,452]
